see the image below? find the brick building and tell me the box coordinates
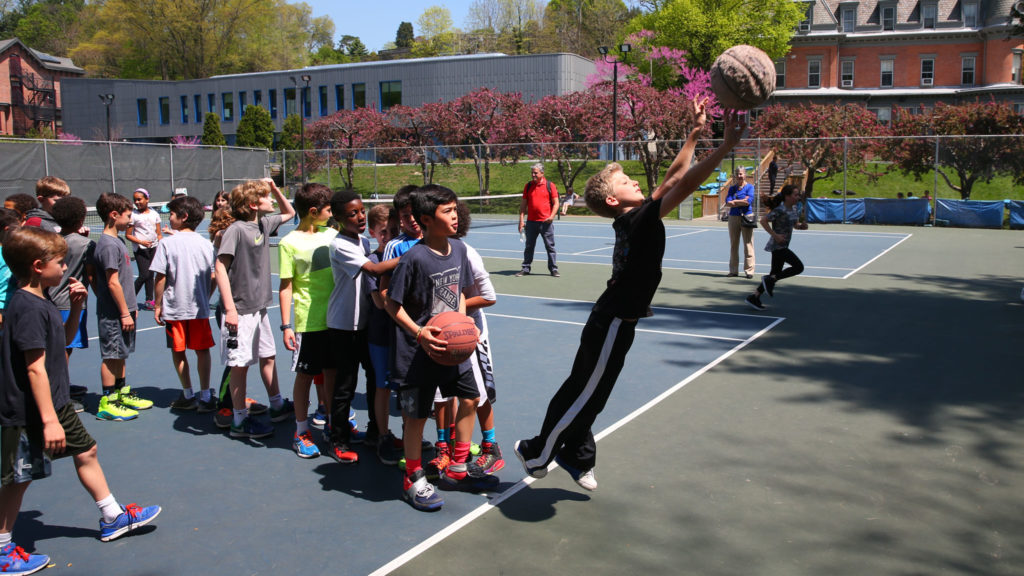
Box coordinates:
[0,38,85,136]
[771,0,1024,120]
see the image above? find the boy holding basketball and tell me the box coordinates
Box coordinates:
[515,99,745,490]
[386,185,498,511]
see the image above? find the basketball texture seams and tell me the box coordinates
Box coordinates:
[710,45,777,110]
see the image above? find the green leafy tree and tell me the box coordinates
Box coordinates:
[235,105,274,149]
[14,0,85,57]
[539,0,635,57]
[347,37,368,57]
[626,0,804,70]
[412,5,458,57]
[396,21,414,48]
[201,112,226,146]
[277,113,304,151]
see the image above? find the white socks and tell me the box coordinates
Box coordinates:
[96,494,122,523]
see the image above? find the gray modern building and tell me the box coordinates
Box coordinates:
[60,53,597,144]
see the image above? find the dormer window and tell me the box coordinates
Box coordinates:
[922,4,937,29]
[881,6,896,30]
[799,2,813,32]
[962,2,978,27]
[842,6,857,32]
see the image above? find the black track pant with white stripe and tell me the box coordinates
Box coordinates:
[520,311,637,472]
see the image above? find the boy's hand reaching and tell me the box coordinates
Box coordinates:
[68,278,87,308]
[691,95,709,130]
[722,110,748,147]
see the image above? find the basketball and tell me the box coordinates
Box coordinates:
[428,311,479,366]
[710,45,776,110]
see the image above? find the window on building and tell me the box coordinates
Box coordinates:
[180,96,189,124]
[137,98,148,126]
[842,7,856,32]
[207,94,216,114]
[301,86,311,118]
[353,83,366,108]
[799,2,812,32]
[921,58,935,85]
[284,87,297,117]
[221,92,233,122]
[254,90,263,108]
[871,107,892,124]
[335,84,345,111]
[880,58,894,87]
[922,4,937,28]
[159,97,170,125]
[840,60,855,87]
[380,81,402,111]
[962,2,978,27]
[269,89,278,118]
[808,60,821,88]
[1013,51,1023,84]
[239,91,247,113]
[194,95,202,123]
[961,56,976,86]
[882,6,896,30]
[775,60,786,88]
[319,86,328,116]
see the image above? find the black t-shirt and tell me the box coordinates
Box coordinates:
[388,238,473,385]
[593,197,665,319]
[0,289,71,426]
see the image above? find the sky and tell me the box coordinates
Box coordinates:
[304,1,477,53]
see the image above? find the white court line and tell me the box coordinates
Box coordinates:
[842,232,913,279]
[477,254,852,279]
[368,310,785,576]
[487,312,748,343]
[496,292,772,319]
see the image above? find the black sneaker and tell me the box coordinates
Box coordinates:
[170,392,198,411]
[72,399,85,413]
[376,432,403,466]
[197,397,218,413]
[551,270,560,277]
[70,384,88,398]
[761,276,776,298]
[745,293,766,311]
[513,440,548,479]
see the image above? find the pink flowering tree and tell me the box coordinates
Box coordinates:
[530,90,608,196]
[307,106,387,190]
[444,88,530,195]
[383,103,449,186]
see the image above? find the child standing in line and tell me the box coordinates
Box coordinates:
[386,185,499,511]
[326,190,399,463]
[0,227,161,574]
[745,184,807,311]
[90,193,154,422]
[126,189,162,311]
[515,100,744,491]
[24,177,70,233]
[48,197,95,407]
[277,184,337,459]
[0,208,21,330]
[151,196,217,412]
[215,179,295,439]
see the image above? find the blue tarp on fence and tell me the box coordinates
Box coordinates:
[806,198,865,223]
[863,198,931,225]
[936,199,1005,228]
[1009,201,1024,230]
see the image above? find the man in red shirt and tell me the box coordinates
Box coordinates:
[516,164,560,277]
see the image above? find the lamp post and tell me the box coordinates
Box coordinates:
[598,43,630,161]
[290,74,312,182]
[98,93,115,141]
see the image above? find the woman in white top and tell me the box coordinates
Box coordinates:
[126,187,163,310]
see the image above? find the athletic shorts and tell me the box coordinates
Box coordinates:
[97,312,136,360]
[290,330,335,375]
[399,351,478,420]
[60,309,89,349]
[1,403,97,486]
[165,318,215,352]
[434,313,495,404]
[368,343,394,390]
[221,309,276,367]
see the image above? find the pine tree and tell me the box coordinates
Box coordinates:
[235,105,274,149]
[202,112,226,146]
[396,22,414,48]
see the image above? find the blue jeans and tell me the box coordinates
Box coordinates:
[521,220,557,274]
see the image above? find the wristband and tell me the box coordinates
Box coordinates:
[280,323,293,331]
[415,326,423,341]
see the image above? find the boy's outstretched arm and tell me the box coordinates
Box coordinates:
[265,178,295,221]
[656,109,747,218]
[656,96,709,196]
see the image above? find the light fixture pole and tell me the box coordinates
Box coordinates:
[598,43,630,162]
[98,93,115,141]
[290,74,312,182]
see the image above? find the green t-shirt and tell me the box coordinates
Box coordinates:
[278,227,338,332]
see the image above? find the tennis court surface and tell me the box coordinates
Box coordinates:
[13,219,1024,575]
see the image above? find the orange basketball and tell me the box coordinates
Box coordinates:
[710,45,776,110]
[428,311,479,366]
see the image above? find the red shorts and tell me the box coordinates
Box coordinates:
[164,319,215,352]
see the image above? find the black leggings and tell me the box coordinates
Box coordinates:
[133,246,156,302]
[769,248,804,282]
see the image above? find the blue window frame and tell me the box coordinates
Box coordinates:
[352,83,366,108]
[335,84,344,111]
[301,86,311,118]
[137,98,148,126]
[380,81,401,111]
[254,90,262,108]
[239,91,247,113]
[158,96,170,125]
[269,89,278,118]
[221,92,233,122]
[180,96,189,124]
[318,85,328,116]
[207,94,216,114]
[194,95,202,123]
[284,87,297,117]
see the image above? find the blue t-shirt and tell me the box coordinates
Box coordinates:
[0,249,16,310]
[726,183,754,217]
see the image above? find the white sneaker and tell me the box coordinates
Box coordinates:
[575,468,598,491]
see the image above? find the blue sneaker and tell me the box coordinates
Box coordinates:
[310,405,327,429]
[99,503,162,542]
[349,422,366,445]
[230,416,273,439]
[402,469,443,512]
[513,440,547,479]
[0,542,49,575]
[293,430,321,459]
[268,399,294,423]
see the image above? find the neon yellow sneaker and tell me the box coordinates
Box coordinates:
[96,395,138,421]
[117,386,153,410]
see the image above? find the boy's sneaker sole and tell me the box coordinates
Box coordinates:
[438,470,500,493]
[99,504,161,542]
[96,397,138,421]
[513,440,547,478]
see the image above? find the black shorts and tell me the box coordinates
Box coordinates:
[1,403,97,486]
[398,349,478,420]
[291,330,336,375]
